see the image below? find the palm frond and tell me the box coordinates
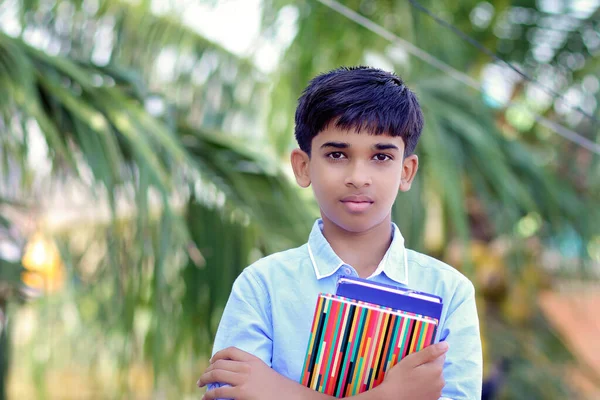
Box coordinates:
[11,0,267,138]
[183,126,313,251]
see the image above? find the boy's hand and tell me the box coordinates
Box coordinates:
[198,343,448,400]
[378,342,449,400]
[197,347,300,400]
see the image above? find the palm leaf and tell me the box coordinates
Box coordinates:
[13,0,267,137]
[182,126,314,251]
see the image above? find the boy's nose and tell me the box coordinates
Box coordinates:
[344,163,372,188]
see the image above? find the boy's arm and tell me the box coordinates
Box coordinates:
[200,348,377,400]
[438,279,483,399]
[205,268,274,398]
[199,343,449,400]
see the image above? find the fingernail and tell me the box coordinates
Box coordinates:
[197,379,201,387]
[439,342,449,351]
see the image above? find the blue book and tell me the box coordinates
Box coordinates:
[335,276,443,322]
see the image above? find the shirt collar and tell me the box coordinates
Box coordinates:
[307,219,408,285]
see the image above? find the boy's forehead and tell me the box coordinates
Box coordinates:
[313,126,405,147]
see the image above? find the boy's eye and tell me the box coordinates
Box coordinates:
[373,154,392,161]
[327,152,346,160]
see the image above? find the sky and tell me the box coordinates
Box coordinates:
[152,0,298,74]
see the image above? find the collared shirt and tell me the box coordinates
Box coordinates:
[209,219,482,399]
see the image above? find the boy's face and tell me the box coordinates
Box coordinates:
[291,126,418,234]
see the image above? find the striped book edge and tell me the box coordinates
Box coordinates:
[300,293,438,397]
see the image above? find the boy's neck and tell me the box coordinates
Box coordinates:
[321,216,393,279]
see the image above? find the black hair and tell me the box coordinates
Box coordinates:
[294,66,424,157]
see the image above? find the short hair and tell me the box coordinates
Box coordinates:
[294,66,424,157]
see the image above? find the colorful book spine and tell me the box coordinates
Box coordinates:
[300,294,438,397]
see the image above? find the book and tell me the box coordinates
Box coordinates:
[335,276,443,321]
[300,278,442,397]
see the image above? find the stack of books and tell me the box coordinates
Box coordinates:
[300,276,443,397]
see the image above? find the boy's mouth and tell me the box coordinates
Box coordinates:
[340,195,374,213]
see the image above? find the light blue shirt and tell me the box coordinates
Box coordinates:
[209,219,482,399]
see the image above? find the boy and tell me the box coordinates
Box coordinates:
[197,66,482,399]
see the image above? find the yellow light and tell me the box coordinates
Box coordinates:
[21,233,65,293]
[23,237,48,271]
[21,271,44,288]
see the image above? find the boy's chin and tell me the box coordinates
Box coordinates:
[325,215,387,234]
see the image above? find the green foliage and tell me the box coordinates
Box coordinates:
[1,3,313,396]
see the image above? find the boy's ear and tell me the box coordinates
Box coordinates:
[399,154,419,192]
[290,148,311,188]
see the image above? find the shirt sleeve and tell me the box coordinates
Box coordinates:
[438,279,483,399]
[206,268,273,399]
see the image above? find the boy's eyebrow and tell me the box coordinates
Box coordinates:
[320,141,349,149]
[320,142,400,151]
[374,143,400,151]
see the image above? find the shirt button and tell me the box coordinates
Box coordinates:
[343,267,352,275]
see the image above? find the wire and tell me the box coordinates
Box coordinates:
[317,0,481,90]
[316,0,600,156]
[407,0,600,126]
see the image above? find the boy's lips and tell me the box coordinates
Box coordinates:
[340,195,374,213]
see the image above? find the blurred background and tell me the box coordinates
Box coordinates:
[0,0,599,399]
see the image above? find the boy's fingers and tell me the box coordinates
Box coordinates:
[403,342,449,367]
[202,385,236,400]
[204,359,250,373]
[210,346,255,363]
[418,352,446,370]
[197,369,242,387]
